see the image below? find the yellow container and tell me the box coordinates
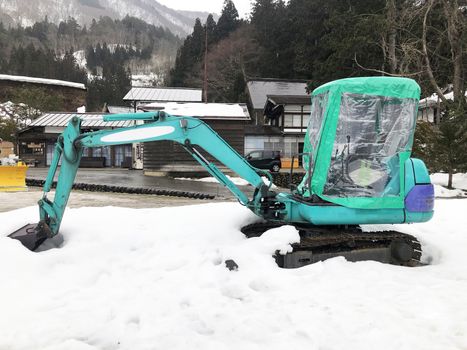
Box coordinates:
[0,163,28,192]
[281,158,300,169]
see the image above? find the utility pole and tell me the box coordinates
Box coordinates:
[203,25,208,102]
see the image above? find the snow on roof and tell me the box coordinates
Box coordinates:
[419,91,467,108]
[106,105,135,114]
[139,102,250,120]
[0,74,86,90]
[247,79,309,110]
[123,87,202,102]
[28,113,133,128]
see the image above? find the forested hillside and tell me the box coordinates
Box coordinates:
[0,0,213,37]
[0,15,182,110]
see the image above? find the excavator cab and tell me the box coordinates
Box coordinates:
[296,77,433,222]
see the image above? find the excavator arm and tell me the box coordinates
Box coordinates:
[9,111,277,250]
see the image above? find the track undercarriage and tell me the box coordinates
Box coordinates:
[241,222,422,268]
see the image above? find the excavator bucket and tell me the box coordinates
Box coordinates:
[0,163,28,192]
[8,222,52,251]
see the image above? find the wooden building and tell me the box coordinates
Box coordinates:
[245,79,311,166]
[17,112,134,167]
[139,102,250,176]
[418,90,467,124]
[0,74,86,111]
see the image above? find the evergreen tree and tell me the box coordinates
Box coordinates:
[251,0,292,78]
[216,0,239,40]
[205,14,217,45]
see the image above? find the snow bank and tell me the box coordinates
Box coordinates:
[175,176,278,189]
[431,173,467,191]
[0,200,467,350]
[434,184,466,198]
[176,175,250,186]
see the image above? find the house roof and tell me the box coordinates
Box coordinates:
[139,102,250,120]
[419,91,467,108]
[247,79,309,110]
[27,113,133,129]
[123,87,203,102]
[267,94,311,105]
[0,74,86,90]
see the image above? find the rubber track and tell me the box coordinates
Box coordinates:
[241,222,422,267]
[26,178,215,200]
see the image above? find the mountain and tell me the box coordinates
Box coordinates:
[0,0,215,36]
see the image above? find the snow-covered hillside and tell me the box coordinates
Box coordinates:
[0,199,466,349]
[0,0,213,36]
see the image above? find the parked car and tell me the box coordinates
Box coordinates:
[245,150,281,172]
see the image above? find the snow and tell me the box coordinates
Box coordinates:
[0,74,86,90]
[141,102,249,119]
[176,175,250,186]
[174,176,277,189]
[0,199,467,349]
[72,50,87,69]
[431,173,467,191]
[434,184,466,198]
[0,157,17,166]
[131,74,161,87]
[0,101,39,128]
[419,90,467,107]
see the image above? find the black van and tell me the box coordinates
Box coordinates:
[245,150,281,172]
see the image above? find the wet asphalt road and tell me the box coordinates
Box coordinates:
[26,168,254,199]
[0,187,224,213]
[2,168,242,213]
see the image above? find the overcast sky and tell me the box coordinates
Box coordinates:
[157,0,252,18]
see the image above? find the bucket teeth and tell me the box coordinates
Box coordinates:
[8,222,52,251]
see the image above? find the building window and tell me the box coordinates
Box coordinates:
[114,145,132,166]
[245,136,283,155]
[283,114,304,128]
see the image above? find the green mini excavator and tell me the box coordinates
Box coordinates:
[9,77,434,267]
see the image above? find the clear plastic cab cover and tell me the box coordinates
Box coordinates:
[299,92,329,194]
[323,93,417,198]
[306,92,329,169]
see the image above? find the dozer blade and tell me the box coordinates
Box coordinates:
[8,222,52,251]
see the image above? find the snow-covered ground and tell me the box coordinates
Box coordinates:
[431,173,467,190]
[131,73,160,87]
[0,199,466,350]
[176,175,250,186]
[175,175,278,189]
[431,173,467,198]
